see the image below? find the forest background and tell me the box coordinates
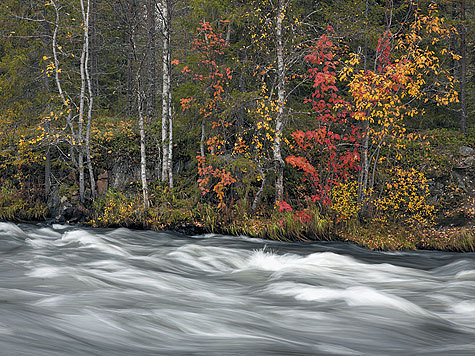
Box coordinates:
[0,0,473,251]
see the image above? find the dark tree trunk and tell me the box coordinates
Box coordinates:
[459,0,467,134]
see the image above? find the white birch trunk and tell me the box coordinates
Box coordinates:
[51,0,75,161]
[137,77,149,209]
[273,0,285,203]
[161,0,170,183]
[82,0,96,200]
[78,0,88,203]
[168,75,173,188]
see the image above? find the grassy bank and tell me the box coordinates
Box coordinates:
[1,191,473,252]
[1,127,473,252]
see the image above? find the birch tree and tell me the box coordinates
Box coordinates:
[273,0,285,203]
[81,0,96,200]
[159,0,173,187]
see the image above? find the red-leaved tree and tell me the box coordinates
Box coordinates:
[286,28,360,207]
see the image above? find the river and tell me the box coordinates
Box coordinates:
[0,222,474,355]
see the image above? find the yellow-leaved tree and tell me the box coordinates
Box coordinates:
[339,2,459,224]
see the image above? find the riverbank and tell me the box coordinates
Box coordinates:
[3,206,474,252]
[2,184,474,252]
[1,129,474,252]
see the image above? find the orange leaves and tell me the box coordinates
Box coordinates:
[206,136,226,154]
[181,21,231,125]
[179,97,193,111]
[196,155,236,207]
[225,67,232,80]
[211,120,231,129]
[181,66,192,74]
[193,22,228,58]
[286,156,317,178]
[232,136,247,155]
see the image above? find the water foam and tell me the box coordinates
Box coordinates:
[269,281,428,315]
[451,301,475,314]
[59,230,129,256]
[0,222,27,238]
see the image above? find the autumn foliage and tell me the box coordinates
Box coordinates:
[286,29,360,206]
[182,22,236,207]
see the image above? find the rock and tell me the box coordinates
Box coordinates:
[111,160,140,189]
[464,156,475,167]
[459,146,475,156]
[453,171,468,191]
[455,156,475,169]
[55,198,85,223]
[46,187,61,218]
[97,171,109,196]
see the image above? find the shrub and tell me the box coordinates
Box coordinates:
[374,167,435,228]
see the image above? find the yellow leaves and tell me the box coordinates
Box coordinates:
[374,167,435,228]
[331,181,358,221]
[342,6,457,152]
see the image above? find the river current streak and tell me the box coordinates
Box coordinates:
[0,222,474,355]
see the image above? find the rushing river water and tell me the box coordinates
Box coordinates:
[0,223,474,355]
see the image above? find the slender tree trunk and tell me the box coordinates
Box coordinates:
[78,0,91,203]
[127,0,149,209]
[161,0,170,183]
[200,122,205,157]
[357,0,370,213]
[225,21,231,45]
[168,76,173,188]
[126,1,136,116]
[51,0,75,162]
[146,0,156,119]
[460,0,467,134]
[41,13,51,199]
[44,96,51,199]
[82,0,96,200]
[358,125,369,207]
[45,130,51,197]
[156,142,162,181]
[137,77,149,209]
[127,54,134,115]
[166,2,173,188]
[273,0,285,203]
[251,163,266,213]
[90,0,99,97]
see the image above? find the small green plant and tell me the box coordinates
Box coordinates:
[0,181,47,221]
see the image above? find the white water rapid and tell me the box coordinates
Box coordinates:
[0,222,474,355]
